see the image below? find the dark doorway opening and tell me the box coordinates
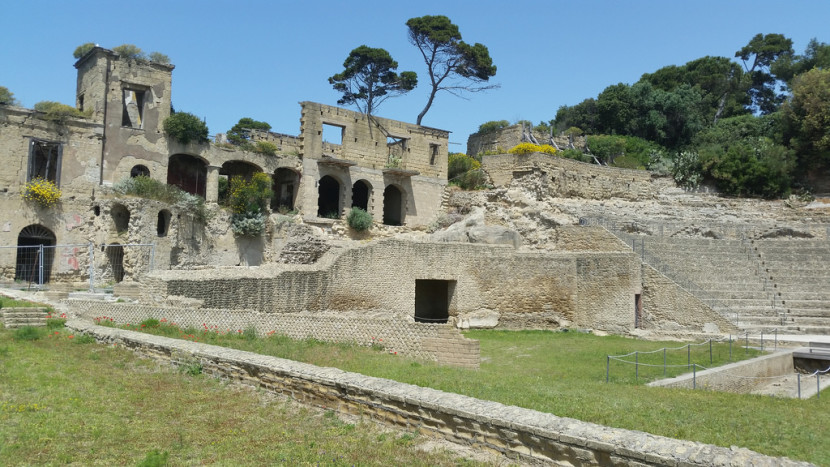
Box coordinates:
[167,154,207,198]
[106,244,125,283]
[383,184,404,226]
[635,293,643,328]
[157,210,171,237]
[415,279,454,324]
[111,203,130,234]
[272,168,300,212]
[15,225,56,284]
[351,180,371,211]
[317,175,340,218]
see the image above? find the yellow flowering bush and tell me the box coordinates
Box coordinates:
[21,178,62,207]
[508,142,557,156]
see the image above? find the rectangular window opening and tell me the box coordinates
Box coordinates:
[322,123,344,145]
[28,140,62,185]
[415,279,455,324]
[429,143,439,165]
[122,88,146,128]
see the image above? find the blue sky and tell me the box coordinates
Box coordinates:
[2,0,829,150]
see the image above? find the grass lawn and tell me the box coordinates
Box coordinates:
[0,324,483,466]
[111,320,829,465]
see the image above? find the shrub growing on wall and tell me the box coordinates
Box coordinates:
[448,153,486,190]
[346,207,373,231]
[228,173,272,236]
[163,112,209,145]
[34,101,90,122]
[21,178,62,207]
[113,175,210,222]
[508,142,557,156]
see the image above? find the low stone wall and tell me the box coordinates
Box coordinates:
[64,299,479,368]
[482,153,655,201]
[66,319,808,466]
[648,351,794,393]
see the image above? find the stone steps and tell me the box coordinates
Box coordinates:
[1,307,50,328]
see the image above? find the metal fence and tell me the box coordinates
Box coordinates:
[0,243,155,291]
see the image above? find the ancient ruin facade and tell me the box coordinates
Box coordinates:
[0,47,449,286]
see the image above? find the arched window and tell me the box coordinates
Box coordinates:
[383,185,405,226]
[167,154,207,197]
[351,180,371,211]
[130,164,150,178]
[317,175,341,218]
[15,224,56,284]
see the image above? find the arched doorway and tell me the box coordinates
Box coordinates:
[167,154,207,197]
[317,175,341,218]
[106,244,125,283]
[15,225,56,284]
[352,180,371,211]
[272,168,300,212]
[383,185,405,226]
[130,164,150,178]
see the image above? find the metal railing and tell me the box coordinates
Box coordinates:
[0,243,156,291]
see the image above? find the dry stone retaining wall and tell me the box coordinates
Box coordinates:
[65,299,479,368]
[66,319,809,466]
[482,153,656,201]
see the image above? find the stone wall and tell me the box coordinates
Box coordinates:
[648,351,793,392]
[465,124,586,156]
[482,153,656,201]
[641,265,737,333]
[66,320,807,466]
[144,240,644,333]
[64,300,480,368]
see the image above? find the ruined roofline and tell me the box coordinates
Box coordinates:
[73,46,175,71]
[298,101,450,137]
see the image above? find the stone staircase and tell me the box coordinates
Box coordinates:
[1,307,50,328]
[621,235,789,333]
[754,240,830,334]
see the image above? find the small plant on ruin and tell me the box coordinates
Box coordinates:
[113,176,211,222]
[162,112,209,145]
[448,153,486,190]
[346,207,373,231]
[21,178,62,207]
[252,140,278,156]
[228,173,272,236]
[508,142,557,156]
[33,100,91,122]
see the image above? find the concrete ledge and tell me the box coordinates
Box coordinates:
[67,319,810,466]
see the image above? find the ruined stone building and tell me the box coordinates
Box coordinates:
[0,47,449,285]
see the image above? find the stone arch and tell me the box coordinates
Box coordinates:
[105,243,125,283]
[130,164,150,178]
[111,203,130,234]
[15,224,56,284]
[317,175,341,218]
[383,184,405,226]
[351,179,372,212]
[167,154,207,197]
[271,168,300,212]
[219,160,262,180]
[157,209,172,237]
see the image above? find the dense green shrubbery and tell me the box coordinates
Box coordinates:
[163,112,209,145]
[33,101,90,122]
[346,207,373,231]
[559,148,592,163]
[228,173,272,236]
[113,176,209,221]
[252,141,277,156]
[448,153,486,190]
[476,120,510,134]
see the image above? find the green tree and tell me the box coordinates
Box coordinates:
[113,44,146,60]
[406,15,497,125]
[554,99,599,134]
[148,51,171,65]
[0,86,19,106]
[163,112,209,144]
[735,33,794,114]
[476,120,509,134]
[772,38,830,85]
[73,42,96,59]
[227,118,272,147]
[328,45,417,117]
[781,68,830,171]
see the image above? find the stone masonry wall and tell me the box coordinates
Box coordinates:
[641,265,737,334]
[482,153,656,201]
[465,124,587,156]
[146,240,643,333]
[65,300,479,368]
[66,320,808,466]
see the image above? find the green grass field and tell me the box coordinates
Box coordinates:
[0,324,482,466]
[110,320,829,465]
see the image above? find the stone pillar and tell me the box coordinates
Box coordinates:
[206,165,221,204]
